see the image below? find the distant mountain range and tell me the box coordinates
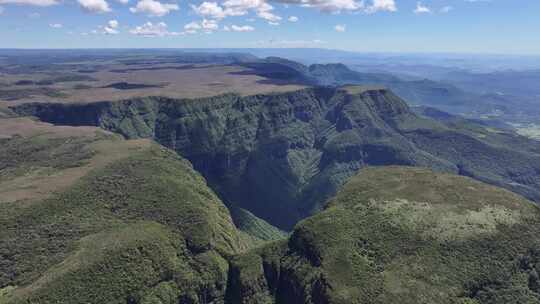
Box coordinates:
[236,56,540,124]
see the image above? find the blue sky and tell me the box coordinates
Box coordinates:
[0,0,539,54]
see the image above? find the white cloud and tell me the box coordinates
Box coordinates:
[223,25,230,31]
[0,6,4,13]
[221,0,260,15]
[201,18,218,30]
[184,21,201,33]
[191,1,226,19]
[227,0,280,21]
[256,4,281,22]
[414,1,430,14]
[49,23,62,28]
[334,24,345,32]
[0,0,57,6]
[275,0,362,13]
[103,27,118,34]
[272,0,395,14]
[108,19,118,28]
[306,0,363,13]
[440,5,452,13]
[183,19,218,34]
[192,0,282,22]
[103,19,119,33]
[91,19,120,34]
[231,24,254,31]
[78,0,111,13]
[365,0,396,13]
[130,21,180,36]
[116,0,128,3]
[130,0,178,17]
[190,0,392,21]
[27,12,40,18]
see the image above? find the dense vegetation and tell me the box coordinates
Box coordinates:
[0,132,251,303]
[13,86,540,230]
[228,167,540,304]
[3,137,540,303]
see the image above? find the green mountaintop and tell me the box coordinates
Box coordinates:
[229,166,540,304]
[0,119,252,303]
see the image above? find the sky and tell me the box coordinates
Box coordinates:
[0,0,539,54]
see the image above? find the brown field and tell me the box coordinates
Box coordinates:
[0,117,152,204]
[0,117,104,139]
[0,63,305,105]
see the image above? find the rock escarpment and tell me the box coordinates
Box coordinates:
[13,86,540,229]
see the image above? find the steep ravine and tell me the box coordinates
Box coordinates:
[13,86,540,229]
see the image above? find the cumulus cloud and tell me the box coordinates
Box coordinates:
[191,1,226,19]
[201,18,218,30]
[108,19,118,28]
[130,21,180,36]
[78,0,111,13]
[49,23,62,28]
[334,24,345,32]
[231,24,254,31]
[265,0,394,14]
[256,4,281,22]
[304,0,362,13]
[365,0,396,13]
[0,0,57,6]
[184,21,201,33]
[221,0,262,15]
[103,19,119,34]
[130,0,178,17]
[91,19,120,34]
[192,0,281,22]
[183,19,218,34]
[414,1,430,14]
[191,0,395,22]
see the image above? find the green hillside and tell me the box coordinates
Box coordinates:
[229,166,540,304]
[0,118,251,304]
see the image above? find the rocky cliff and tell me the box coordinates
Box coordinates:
[13,86,540,229]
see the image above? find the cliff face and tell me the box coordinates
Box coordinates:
[13,86,540,229]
